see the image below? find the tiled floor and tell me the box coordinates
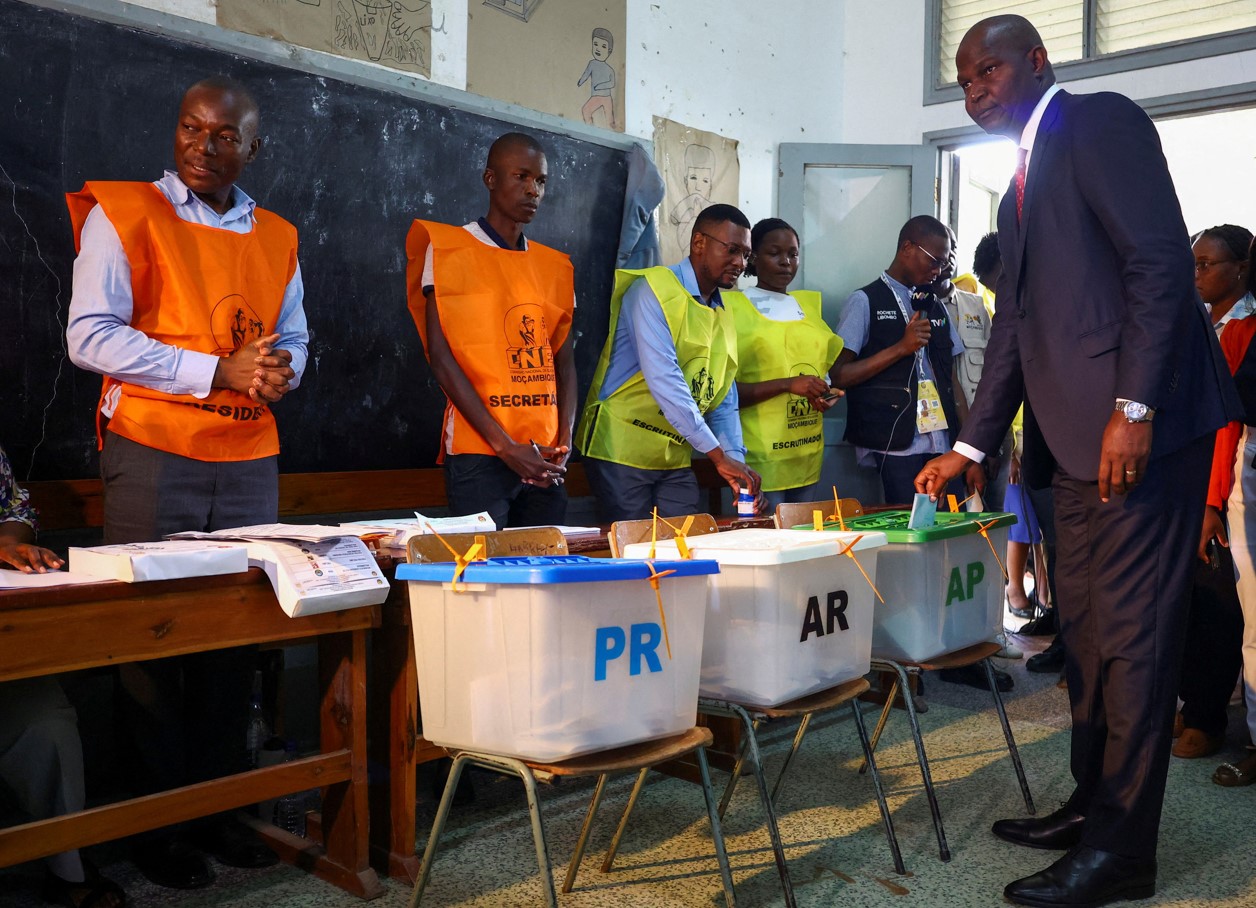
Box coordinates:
[5,617,1255,907]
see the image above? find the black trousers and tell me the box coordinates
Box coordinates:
[101,434,273,833]
[1054,432,1212,859]
[581,456,701,523]
[444,453,567,529]
[1179,544,1243,736]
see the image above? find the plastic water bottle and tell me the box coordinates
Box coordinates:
[245,670,268,768]
[272,740,306,837]
[736,486,755,519]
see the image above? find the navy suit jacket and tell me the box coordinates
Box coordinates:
[958,89,1240,488]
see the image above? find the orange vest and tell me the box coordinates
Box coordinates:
[67,182,297,462]
[406,221,574,458]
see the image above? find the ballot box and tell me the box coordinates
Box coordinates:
[818,512,1016,662]
[622,528,885,706]
[395,555,717,761]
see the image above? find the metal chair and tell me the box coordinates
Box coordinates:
[773,500,1034,863]
[406,528,736,907]
[607,515,904,907]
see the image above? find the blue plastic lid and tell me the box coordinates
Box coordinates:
[395,554,720,584]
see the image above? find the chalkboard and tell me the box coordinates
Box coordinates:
[0,0,627,480]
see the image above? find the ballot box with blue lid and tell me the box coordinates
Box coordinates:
[396,555,718,762]
[795,512,1017,662]
[621,529,887,707]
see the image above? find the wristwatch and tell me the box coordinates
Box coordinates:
[1115,398,1155,423]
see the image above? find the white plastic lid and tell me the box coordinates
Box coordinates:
[621,527,886,565]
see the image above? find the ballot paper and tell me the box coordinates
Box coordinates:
[0,569,107,589]
[69,540,250,582]
[246,536,390,617]
[340,512,496,550]
[908,493,938,530]
[167,523,351,543]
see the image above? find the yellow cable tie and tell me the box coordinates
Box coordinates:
[947,493,959,513]
[424,524,485,592]
[649,507,659,561]
[655,513,695,559]
[646,563,677,660]
[812,509,824,532]
[837,535,884,603]
[976,518,1009,581]
[831,486,847,531]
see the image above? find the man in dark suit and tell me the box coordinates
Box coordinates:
[916,15,1240,908]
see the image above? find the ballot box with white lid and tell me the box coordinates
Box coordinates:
[807,512,1016,663]
[622,528,886,707]
[394,554,717,762]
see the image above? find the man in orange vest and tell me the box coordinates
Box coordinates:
[406,132,577,528]
[66,77,306,890]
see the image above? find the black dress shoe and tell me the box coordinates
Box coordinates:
[191,818,279,868]
[993,805,1086,849]
[133,838,215,889]
[938,662,1013,692]
[1027,637,1067,673]
[1019,609,1059,636]
[1004,844,1156,907]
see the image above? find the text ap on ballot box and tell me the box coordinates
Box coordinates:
[806,512,1016,663]
[623,528,886,707]
[395,555,718,762]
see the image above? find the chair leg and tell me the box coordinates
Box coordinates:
[723,703,795,908]
[513,757,559,908]
[600,767,649,873]
[695,745,738,908]
[883,660,950,861]
[849,700,905,875]
[716,717,761,819]
[769,712,812,803]
[980,658,1035,815]
[561,773,609,894]
[858,674,898,775]
[409,753,471,908]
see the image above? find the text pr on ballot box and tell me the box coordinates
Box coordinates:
[395,555,718,762]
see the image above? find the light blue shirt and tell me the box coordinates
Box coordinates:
[598,258,745,458]
[67,171,308,409]
[836,272,962,463]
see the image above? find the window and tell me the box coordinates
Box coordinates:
[930,0,1256,102]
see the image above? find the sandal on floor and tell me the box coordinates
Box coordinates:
[1213,749,1256,787]
[42,865,127,908]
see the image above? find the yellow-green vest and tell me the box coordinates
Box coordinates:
[576,267,738,470]
[725,289,842,491]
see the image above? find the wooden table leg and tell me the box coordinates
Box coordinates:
[370,583,423,883]
[265,627,383,898]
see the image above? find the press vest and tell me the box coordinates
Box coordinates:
[943,287,990,407]
[66,181,296,462]
[725,289,842,491]
[406,220,574,458]
[844,278,959,452]
[576,268,737,470]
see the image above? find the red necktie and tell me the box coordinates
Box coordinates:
[1015,147,1028,222]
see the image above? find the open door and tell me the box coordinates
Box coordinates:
[777,143,938,504]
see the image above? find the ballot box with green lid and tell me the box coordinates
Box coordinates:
[621,528,886,707]
[793,511,1016,662]
[395,555,718,762]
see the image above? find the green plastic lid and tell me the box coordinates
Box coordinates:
[791,510,1016,543]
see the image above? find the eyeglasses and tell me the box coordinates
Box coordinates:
[1195,259,1238,273]
[699,231,752,263]
[912,241,943,266]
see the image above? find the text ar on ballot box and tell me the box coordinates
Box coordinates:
[812,511,1017,663]
[395,555,718,762]
[622,528,887,707]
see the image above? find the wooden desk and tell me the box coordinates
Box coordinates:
[0,570,384,900]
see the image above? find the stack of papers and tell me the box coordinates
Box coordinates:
[69,540,250,582]
[246,537,390,616]
[167,523,350,543]
[340,512,496,551]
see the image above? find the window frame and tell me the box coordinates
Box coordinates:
[925,0,1256,105]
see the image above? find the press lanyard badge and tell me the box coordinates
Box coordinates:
[916,378,948,433]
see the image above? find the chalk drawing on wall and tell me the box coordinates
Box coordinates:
[653,117,740,265]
